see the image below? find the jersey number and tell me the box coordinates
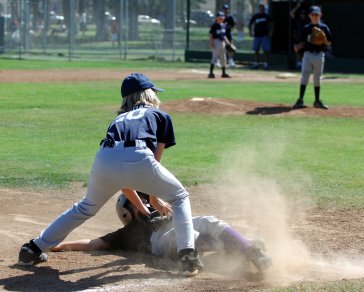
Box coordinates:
[114,108,147,123]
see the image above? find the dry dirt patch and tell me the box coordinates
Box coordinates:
[0,184,363,291]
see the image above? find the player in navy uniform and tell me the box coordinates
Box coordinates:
[51,192,272,273]
[223,4,236,68]
[208,11,231,78]
[293,6,332,109]
[18,73,203,276]
[249,3,273,70]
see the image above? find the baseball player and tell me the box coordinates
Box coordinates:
[223,4,236,68]
[18,73,203,276]
[293,6,332,110]
[208,11,231,79]
[51,193,272,273]
[249,3,273,70]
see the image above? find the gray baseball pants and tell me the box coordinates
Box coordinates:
[151,216,229,258]
[34,141,195,253]
[211,39,226,67]
[301,51,325,87]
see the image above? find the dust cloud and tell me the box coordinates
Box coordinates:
[210,146,364,286]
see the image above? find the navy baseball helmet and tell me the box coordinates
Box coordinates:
[223,4,229,10]
[216,11,224,17]
[121,73,164,97]
[309,6,322,15]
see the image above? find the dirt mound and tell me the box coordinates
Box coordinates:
[161,97,364,118]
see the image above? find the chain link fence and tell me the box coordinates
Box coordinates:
[0,0,264,61]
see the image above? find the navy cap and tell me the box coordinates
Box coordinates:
[216,11,224,17]
[223,4,229,10]
[121,73,164,97]
[309,6,322,14]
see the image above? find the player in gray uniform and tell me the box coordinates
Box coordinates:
[51,193,272,273]
[208,11,231,79]
[293,6,332,109]
[18,73,203,276]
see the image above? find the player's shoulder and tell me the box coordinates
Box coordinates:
[148,107,172,119]
[303,22,314,31]
[318,22,330,30]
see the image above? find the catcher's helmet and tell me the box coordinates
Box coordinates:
[116,193,134,225]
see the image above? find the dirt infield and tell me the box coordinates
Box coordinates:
[1,68,364,84]
[1,184,364,291]
[1,68,363,291]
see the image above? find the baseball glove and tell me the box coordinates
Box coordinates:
[309,27,327,46]
[137,211,172,231]
[226,43,237,53]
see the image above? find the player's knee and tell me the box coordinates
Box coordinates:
[75,201,100,217]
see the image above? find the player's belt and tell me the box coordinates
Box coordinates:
[100,139,146,148]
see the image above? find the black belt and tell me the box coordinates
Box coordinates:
[100,139,144,148]
[124,140,137,147]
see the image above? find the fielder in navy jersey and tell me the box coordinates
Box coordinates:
[18,73,203,276]
[208,11,231,79]
[293,6,333,109]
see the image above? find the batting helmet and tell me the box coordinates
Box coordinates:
[116,193,134,226]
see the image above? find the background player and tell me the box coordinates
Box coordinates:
[249,3,274,70]
[51,193,272,273]
[293,6,332,109]
[223,4,236,68]
[18,73,203,276]
[208,11,231,79]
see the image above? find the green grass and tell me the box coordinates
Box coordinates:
[0,65,363,209]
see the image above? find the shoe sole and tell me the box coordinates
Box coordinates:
[313,106,328,110]
[17,260,34,266]
[181,269,199,277]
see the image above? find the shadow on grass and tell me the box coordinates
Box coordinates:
[246,105,294,115]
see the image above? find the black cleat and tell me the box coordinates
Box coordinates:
[313,100,328,109]
[178,248,204,277]
[293,99,305,109]
[221,73,231,78]
[18,242,48,266]
[208,73,215,79]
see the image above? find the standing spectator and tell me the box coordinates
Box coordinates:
[208,11,232,79]
[223,4,236,68]
[249,3,273,70]
[111,17,118,47]
[80,12,87,34]
[10,17,20,47]
[293,6,333,109]
[290,1,309,69]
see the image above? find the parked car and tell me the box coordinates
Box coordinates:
[177,17,197,27]
[138,15,161,25]
[191,11,214,27]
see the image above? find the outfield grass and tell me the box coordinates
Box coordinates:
[0,63,363,209]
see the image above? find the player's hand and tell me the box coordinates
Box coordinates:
[294,43,303,53]
[150,196,173,218]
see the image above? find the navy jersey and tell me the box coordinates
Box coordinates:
[100,221,154,252]
[301,22,332,52]
[105,105,176,152]
[210,22,226,41]
[223,15,235,41]
[249,13,272,37]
